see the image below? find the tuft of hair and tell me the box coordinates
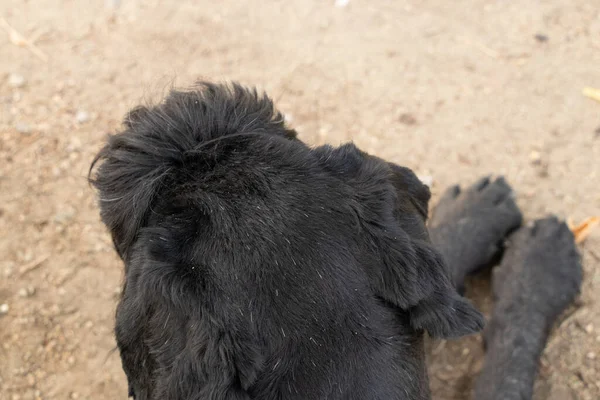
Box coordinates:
[89,82,296,258]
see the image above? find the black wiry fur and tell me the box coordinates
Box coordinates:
[90,82,483,400]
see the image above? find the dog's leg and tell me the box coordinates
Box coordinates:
[473,217,582,400]
[428,177,523,292]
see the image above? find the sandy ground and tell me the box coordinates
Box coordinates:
[1,1,599,399]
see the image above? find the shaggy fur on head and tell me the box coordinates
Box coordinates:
[90,82,483,400]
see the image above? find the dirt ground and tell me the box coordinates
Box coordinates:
[1,1,599,399]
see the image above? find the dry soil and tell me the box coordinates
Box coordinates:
[1,1,599,399]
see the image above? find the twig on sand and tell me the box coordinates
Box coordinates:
[19,254,50,276]
[460,37,499,59]
[568,216,600,244]
[583,87,600,104]
[0,17,48,62]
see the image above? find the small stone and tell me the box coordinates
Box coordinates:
[418,175,434,187]
[106,0,121,9]
[53,207,76,224]
[70,391,79,399]
[529,150,542,165]
[585,324,594,334]
[75,110,90,123]
[18,287,36,298]
[0,303,9,315]
[15,122,31,134]
[8,73,26,88]
[398,113,418,125]
[587,352,596,360]
[534,33,549,43]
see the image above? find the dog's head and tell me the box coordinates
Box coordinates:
[90,82,297,262]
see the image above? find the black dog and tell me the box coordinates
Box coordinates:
[91,82,485,399]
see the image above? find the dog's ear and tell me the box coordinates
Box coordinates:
[89,121,170,259]
[370,229,484,339]
[406,240,484,339]
[409,290,484,339]
[312,143,484,338]
[387,163,431,220]
[384,163,483,338]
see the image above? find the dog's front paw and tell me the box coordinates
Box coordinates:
[429,177,523,289]
[492,216,583,321]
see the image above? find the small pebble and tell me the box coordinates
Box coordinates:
[53,207,76,224]
[587,352,596,360]
[15,122,31,134]
[534,33,549,43]
[585,323,594,334]
[0,303,9,315]
[8,73,26,88]
[106,0,121,9]
[418,175,434,187]
[18,287,36,298]
[75,110,90,123]
[399,113,418,125]
[529,150,542,165]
